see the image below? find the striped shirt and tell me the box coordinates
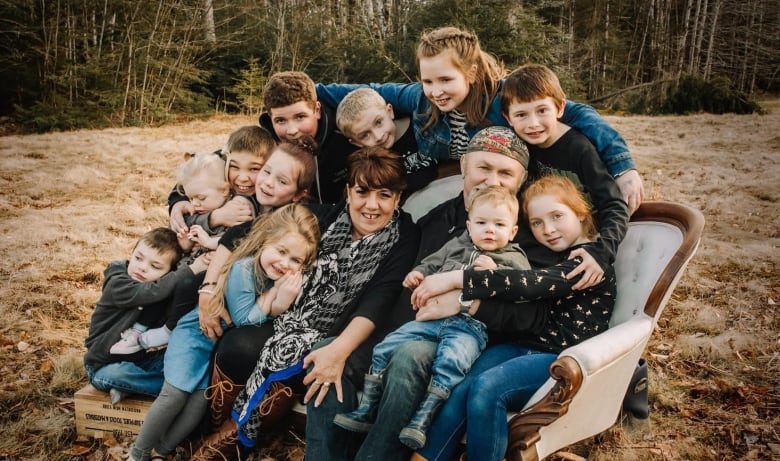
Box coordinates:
[448,110,470,160]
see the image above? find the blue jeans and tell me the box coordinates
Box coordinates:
[85,350,165,397]
[371,315,486,394]
[419,344,557,461]
[304,340,437,461]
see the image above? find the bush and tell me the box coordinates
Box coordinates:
[660,74,762,115]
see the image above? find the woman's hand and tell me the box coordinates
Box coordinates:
[210,196,254,228]
[565,248,605,290]
[615,169,644,215]
[414,289,462,321]
[198,290,233,340]
[302,343,347,407]
[170,201,194,235]
[410,270,462,308]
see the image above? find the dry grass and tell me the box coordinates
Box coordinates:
[1,105,778,460]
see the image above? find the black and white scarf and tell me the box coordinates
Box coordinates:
[232,205,400,444]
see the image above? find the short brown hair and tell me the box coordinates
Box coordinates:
[225,125,276,159]
[262,71,317,112]
[135,227,183,268]
[347,146,406,193]
[501,64,566,114]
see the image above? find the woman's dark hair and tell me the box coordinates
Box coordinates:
[347,146,406,192]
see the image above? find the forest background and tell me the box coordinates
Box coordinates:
[1,0,778,132]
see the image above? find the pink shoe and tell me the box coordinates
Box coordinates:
[109,328,143,354]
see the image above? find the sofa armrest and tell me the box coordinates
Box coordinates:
[507,317,654,461]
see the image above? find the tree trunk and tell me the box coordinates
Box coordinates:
[203,0,216,44]
[703,0,722,80]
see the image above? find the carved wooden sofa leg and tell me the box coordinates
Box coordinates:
[505,357,583,461]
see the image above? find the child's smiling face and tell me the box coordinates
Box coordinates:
[255,149,307,207]
[227,151,264,196]
[419,49,473,113]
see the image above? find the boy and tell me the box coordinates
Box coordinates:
[258,71,354,203]
[335,87,437,194]
[84,227,208,404]
[501,63,629,280]
[333,185,532,450]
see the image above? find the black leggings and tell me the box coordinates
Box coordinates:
[212,322,305,393]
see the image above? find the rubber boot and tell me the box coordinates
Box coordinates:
[204,362,245,430]
[399,386,449,450]
[188,418,240,461]
[333,373,383,433]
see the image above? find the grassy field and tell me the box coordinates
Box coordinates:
[0,104,778,460]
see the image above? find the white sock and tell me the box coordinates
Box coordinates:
[138,326,171,349]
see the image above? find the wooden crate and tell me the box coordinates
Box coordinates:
[74,385,154,439]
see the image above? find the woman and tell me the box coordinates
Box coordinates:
[195,146,420,460]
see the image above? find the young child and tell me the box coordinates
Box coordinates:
[335,87,437,194]
[83,228,208,403]
[169,125,276,236]
[258,71,354,203]
[333,186,532,450]
[110,152,248,355]
[501,63,629,280]
[316,26,644,213]
[127,204,320,461]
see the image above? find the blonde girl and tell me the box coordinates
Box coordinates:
[315,26,643,207]
[128,204,320,461]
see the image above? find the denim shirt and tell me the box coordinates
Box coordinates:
[316,82,635,177]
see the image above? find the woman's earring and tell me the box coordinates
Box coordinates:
[393,208,400,220]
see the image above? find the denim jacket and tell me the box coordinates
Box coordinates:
[316,82,635,178]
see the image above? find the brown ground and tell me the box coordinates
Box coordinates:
[0,103,778,460]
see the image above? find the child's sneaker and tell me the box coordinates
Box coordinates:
[138,325,172,349]
[109,328,143,354]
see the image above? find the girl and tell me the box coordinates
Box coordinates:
[127,204,321,461]
[315,26,643,210]
[411,175,617,461]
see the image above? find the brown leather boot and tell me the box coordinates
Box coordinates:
[256,381,298,426]
[188,418,240,461]
[204,362,245,429]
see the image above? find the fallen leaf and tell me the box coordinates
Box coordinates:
[16,341,30,352]
[65,445,91,455]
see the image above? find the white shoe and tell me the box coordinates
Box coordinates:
[109,328,143,354]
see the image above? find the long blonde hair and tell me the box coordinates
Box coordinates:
[416,26,505,132]
[209,203,321,316]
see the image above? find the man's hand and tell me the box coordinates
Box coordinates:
[565,248,604,290]
[210,196,254,228]
[615,169,644,215]
[170,201,194,235]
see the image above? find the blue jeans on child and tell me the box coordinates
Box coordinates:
[85,350,165,397]
[419,343,557,461]
[371,314,487,393]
